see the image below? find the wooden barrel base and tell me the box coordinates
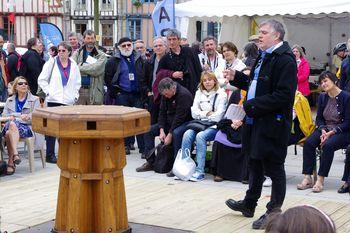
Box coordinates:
[54,138,129,233]
[51,226,132,233]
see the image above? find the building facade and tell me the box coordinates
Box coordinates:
[0,0,191,50]
[0,0,64,47]
[68,0,189,50]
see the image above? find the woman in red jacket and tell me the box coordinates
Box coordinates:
[292,45,310,96]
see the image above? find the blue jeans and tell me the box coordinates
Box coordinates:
[181,128,218,174]
[115,91,145,152]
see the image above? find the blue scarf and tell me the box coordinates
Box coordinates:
[57,58,71,87]
[15,94,27,112]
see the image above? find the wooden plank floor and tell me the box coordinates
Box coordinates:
[1,145,350,233]
[0,166,349,232]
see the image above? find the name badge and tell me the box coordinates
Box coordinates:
[129,73,135,81]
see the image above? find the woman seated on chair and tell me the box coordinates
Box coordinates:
[210,69,249,183]
[180,71,227,182]
[1,76,40,175]
[297,71,350,193]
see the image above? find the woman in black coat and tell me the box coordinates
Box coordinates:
[19,38,45,94]
[210,88,247,182]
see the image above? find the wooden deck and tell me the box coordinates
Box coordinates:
[1,146,350,233]
[1,172,350,233]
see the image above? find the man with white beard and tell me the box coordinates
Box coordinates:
[104,37,146,155]
[72,29,107,105]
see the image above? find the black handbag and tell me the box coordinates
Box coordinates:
[186,93,218,132]
[146,143,174,173]
[0,160,7,176]
[186,120,216,132]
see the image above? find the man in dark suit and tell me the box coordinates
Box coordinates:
[223,19,297,230]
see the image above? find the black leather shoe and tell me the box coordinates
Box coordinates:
[46,155,57,164]
[337,184,349,193]
[166,171,175,177]
[225,199,255,218]
[252,213,269,230]
[136,162,153,172]
[125,147,130,155]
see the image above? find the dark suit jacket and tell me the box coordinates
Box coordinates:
[340,55,350,92]
[230,41,297,160]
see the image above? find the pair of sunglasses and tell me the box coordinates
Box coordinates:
[18,82,28,86]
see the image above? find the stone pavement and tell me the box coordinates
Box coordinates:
[0,143,349,232]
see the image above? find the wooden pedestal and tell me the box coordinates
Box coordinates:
[32,106,150,233]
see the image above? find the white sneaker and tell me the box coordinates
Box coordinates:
[189,171,205,182]
[263,177,272,187]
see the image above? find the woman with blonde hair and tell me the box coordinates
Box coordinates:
[1,76,40,175]
[292,44,310,97]
[180,71,227,181]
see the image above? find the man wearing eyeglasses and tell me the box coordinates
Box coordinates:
[72,29,107,105]
[134,39,147,58]
[104,37,146,156]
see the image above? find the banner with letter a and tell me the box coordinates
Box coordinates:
[39,22,64,51]
[151,0,175,37]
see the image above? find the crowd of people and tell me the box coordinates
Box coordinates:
[0,18,349,231]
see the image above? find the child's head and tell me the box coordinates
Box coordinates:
[199,71,219,92]
[265,205,336,233]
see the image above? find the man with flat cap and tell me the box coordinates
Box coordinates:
[104,37,146,155]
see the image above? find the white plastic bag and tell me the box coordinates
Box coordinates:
[172,148,196,181]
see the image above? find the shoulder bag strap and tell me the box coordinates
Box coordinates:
[48,58,56,84]
[212,93,218,111]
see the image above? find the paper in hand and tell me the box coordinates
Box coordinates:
[85,55,97,64]
[224,104,246,121]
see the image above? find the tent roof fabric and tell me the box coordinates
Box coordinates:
[175,0,350,17]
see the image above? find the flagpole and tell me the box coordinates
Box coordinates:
[173,0,175,28]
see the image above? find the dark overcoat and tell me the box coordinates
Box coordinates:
[230,41,297,161]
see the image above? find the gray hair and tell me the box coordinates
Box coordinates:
[259,19,285,40]
[135,39,145,44]
[166,29,181,39]
[83,29,95,38]
[202,36,217,45]
[7,43,15,52]
[58,41,73,56]
[153,36,167,46]
[158,78,177,93]
[68,32,78,38]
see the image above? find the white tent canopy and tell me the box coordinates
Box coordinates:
[175,0,350,69]
[175,0,350,18]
